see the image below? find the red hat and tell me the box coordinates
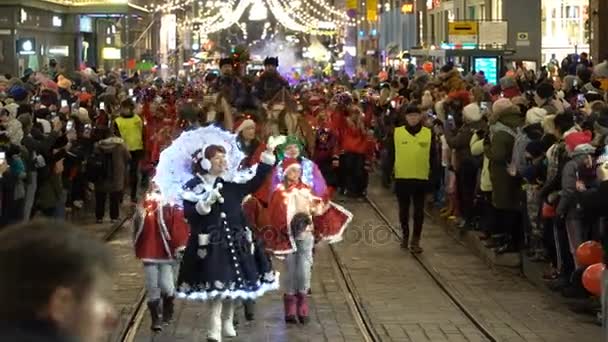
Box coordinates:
[282,158,301,175]
[234,116,256,134]
[564,130,592,152]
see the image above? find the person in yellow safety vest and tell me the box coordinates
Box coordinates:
[387,103,437,253]
[114,99,144,203]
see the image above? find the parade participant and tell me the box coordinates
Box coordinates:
[133,185,190,332]
[265,158,351,324]
[212,58,244,107]
[339,107,372,198]
[234,116,264,168]
[176,143,278,342]
[312,126,339,189]
[233,116,266,322]
[388,104,436,253]
[254,57,289,102]
[268,135,329,201]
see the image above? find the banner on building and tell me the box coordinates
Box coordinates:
[366,0,377,21]
[448,21,478,44]
[160,14,177,64]
[346,0,357,10]
[478,21,508,45]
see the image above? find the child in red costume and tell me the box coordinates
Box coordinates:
[133,186,190,332]
[263,158,351,324]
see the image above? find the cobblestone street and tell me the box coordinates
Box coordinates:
[126,180,601,342]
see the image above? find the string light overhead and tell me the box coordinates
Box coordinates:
[157,0,351,35]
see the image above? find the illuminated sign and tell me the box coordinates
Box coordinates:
[80,16,93,32]
[49,45,69,56]
[52,16,63,27]
[16,38,35,55]
[474,57,498,85]
[401,3,414,14]
[102,47,121,60]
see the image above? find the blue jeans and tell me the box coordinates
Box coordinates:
[284,232,314,295]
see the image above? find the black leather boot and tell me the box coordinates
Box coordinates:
[162,295,175,324]
[243,299,255,321]
[147,300,163,332]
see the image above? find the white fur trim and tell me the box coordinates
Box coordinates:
[176,272,281,301]
[321,201,353,244]
[236,119,255,134]
[260,151,276,165]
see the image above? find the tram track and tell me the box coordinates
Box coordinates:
[362,196,501,342]
[100,216,147,342]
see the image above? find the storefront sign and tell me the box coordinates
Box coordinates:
[346,0,357,10]
[16,38,35,55]
[102,47,121,60]
[49,45,69,56]
[80,16,93,33]
[478,21,508,45]
[401,3,414,14]
[366,0,377,21]
[52,16,63,27]
[448,21,478,44]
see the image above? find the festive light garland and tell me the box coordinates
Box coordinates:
[164,0,345,35]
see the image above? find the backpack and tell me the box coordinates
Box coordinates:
[86,150,113,182]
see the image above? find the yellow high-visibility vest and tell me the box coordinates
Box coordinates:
[115,115,143,151]
[393,126,431,180]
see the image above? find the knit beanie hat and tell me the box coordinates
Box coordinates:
[564,130,593,152]
[492,98,515,117]
[536,82,555,99]
[76,107,91,124]
[499,76,517,90]
[57,75,72,90]
[463,103,482,122]
[8,86,27,102]
[526,140,546,159]
[526,107,548,125]
[571,143,595,157]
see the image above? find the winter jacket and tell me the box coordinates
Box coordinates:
[0,320,75,342]
[445,120,485,171]
[511,123,544,177]
[485,109,524,210]
[93,137,130,193]
[470,133,491,192]
[36,171,63,210]
[1,118,23,146]
[556,155,591,218]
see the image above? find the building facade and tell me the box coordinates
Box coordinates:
[0,0,154,77]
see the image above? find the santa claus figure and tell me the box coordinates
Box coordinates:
[133,186,190,332]
[262,158,351,324]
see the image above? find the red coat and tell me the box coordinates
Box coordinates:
[134,200,190,262]
[260,182,352,254]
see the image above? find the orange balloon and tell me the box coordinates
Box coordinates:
[576,241,604,267]
[582,263,605,296]
[422,62,434,73]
